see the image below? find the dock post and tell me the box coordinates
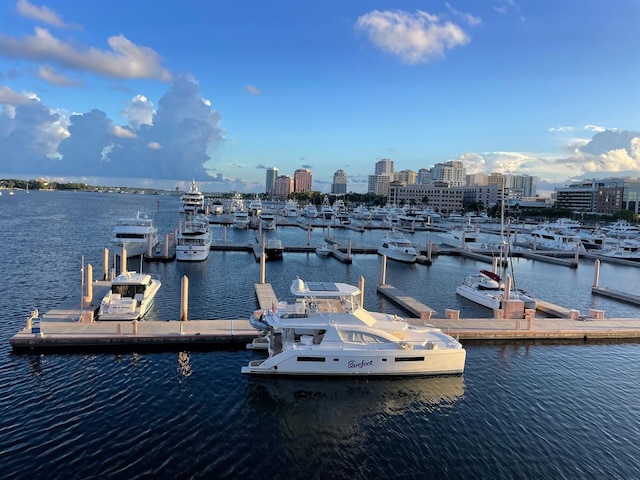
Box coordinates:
[117,323,122,335]
[358,276,365,308]
[505,274,512,300]
[593,259,600,288]
[180,275,189,321]
[174,228,178,244]
[83,264,93,306]
[492,256,498,274]
[132,320,138,335]
[347,238,352,260]
[223,225,227,245]
[427,241,432,262]
[259,241,266,284]
[164,234,169,257]
[147,234,153,257]
[380,255,387,285]
[574,245,580,265]
[103,248,109,280]
[120,248,127,274]
[307,222,311,245]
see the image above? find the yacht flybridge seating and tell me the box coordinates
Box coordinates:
[242,279,466,376]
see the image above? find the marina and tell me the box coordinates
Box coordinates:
[2,190,640,480]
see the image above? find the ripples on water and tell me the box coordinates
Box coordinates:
[1,191,640,479]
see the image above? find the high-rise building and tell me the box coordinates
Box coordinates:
[274,175,293,197]
[294,168,312,192]
[417,168,432,184]
[395,169,417,185]
[431,161,466,187]
[368,175,391,196]
[331,169,347,194]
[375,158,394,176]
[265,167,278,195]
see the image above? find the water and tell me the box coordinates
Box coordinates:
[1,191,639,479]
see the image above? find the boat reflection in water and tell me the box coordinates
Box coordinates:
[246,375,465,431]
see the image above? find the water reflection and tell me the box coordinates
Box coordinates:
[177,351,192,378]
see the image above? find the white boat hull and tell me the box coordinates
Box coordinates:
[456,284,537,310]
[242,348,465,376]
[377,246,417,263]
[176,246,210,261]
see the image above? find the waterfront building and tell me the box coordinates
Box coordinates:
[294,169,312,193]
[431,161,466,187]
[466,173,488,186]
[368,174,391,196]
[387,183,464,214]
[555,177,638,215]
[274,175,293,197]
[265,167,278,195]
[375,158,394,176]
[331,169,347,194]
[395,169,417,185]
[462,184,501,209]
[417,168,432,184]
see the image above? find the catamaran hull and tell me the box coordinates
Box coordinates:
[242,349,466,376]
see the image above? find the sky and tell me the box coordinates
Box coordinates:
[0,0,638,195]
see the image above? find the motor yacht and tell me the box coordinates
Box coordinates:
[242,279,466,376]
[176,214,213,261]
[180,180,205,215]
[438,224,486,250]
[98,271,161,321]
[232,209,250,229]
[110,212,159,257]
[315,242,332,257]
[260,209,277,230]
[283,200,300,218]
[377,230,418,263]
[265,238,284,260]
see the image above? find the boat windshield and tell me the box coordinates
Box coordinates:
[112,284,146,297]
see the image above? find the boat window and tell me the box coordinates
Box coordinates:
[297,357,325,362]
[395,357,425,362]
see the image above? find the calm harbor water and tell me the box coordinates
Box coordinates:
[1,191,639,479]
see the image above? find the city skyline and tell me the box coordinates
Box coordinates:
[0,1,638,195]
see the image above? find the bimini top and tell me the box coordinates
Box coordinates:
[290,279,360,298]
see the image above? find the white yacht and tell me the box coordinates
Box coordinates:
[319,196,334,220]
[242,279,466,377]
[605,220,640,238]
[438,224,485,250]
[248,196,263,217]
[352,205,372,221]
[456,270,536,311]
[232,209,250,229]
[378,230,418,263]
[523,226,585,252]
[180,180,205,215]
[98,271,161,321]
[303,203,318,218]
[260,209,277,230]
[283,200,300,218]
[110,212,159,257]
[176,214,213,261]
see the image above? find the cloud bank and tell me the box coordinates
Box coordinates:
[0,75,225,180]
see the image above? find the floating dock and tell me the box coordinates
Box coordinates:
[376,284,436,319]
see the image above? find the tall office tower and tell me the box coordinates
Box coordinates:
[431,160,466,186]
[375,158,394,176]
[274,175,293,197]
[294,168,312,192]
[265,167,278,194]
[331,169,347,194]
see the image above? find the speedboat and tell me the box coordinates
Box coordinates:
[378,230,418,263]
[456,269,536,310]
[265,238,284,260]
[315,242,332,257]
[176,214,213,261]
[180,179,205,215]
[110,212,159,257]
[242,279,466,376]
[98,271,161,321]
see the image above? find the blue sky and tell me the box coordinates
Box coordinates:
[0,0,638,194]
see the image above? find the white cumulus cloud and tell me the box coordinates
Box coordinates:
[356,9,470,64]
[16,0,78,29]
